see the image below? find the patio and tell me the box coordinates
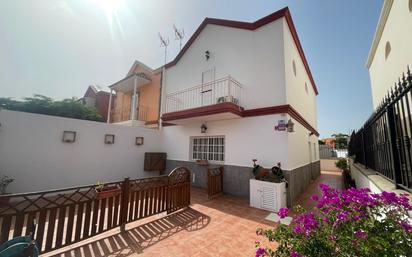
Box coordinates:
[43,171,343,257]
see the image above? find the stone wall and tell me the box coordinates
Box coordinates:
[284,160,321,206]
[165,159,321,204]
[165,160,254,198]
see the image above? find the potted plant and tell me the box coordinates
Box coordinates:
[252,160,286,183]
[94,181,121,200]
[250,160,287,212]
[0,175,14,206]
[335,158,348,171]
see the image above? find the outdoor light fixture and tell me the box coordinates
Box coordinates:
[104,134,115,144]
[62,131,76,143]
[205,50,210,60]
[286,119,295,133]
[135,137,144,145]
[201,124,207,133]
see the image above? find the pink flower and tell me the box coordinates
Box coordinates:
[399,221,412,233]
[311,195,319,201]
[255,247,265,257]
[277,207,289,219]
[290,251,302,257]
[354,230,367,239]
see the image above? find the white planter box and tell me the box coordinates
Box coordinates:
[250,179,287,212]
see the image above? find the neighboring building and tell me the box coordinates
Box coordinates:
[366,0,412,109]
[321,137,336,149]
[79,85,114,121]
[108,60,161,127]
[160,7,320,204]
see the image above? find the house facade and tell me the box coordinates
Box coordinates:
[160,7,320,205]
[367,0,412,109]
[108,60,161,128]
[79,85,114,121]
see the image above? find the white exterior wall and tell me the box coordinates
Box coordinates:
[283,20,317,128]
[162,114,289,169]
[0,110,163,193]
[163,19,287,110]
[368,0,412,109]
[282,19,319,168]
[287,121,319,170]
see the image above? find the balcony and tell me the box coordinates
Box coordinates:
[162,76,244,123]
[111,104,150,127]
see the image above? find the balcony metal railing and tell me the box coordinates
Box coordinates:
[164,76,242,114]
[111,104,149,122]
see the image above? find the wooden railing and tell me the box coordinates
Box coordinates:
[207,167,224,199]
[165,76,243,114]
[0,167,191,254]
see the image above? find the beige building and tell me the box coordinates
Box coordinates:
[367,0,412,109]
[108,60,161,128]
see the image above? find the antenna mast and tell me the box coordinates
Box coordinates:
[173,25,184,51]
[158,33,169,65]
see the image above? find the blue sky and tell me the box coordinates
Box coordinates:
[0,0,383,137]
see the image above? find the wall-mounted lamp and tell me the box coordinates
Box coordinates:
[287,119,295,133]
[205,50,210,61]
[201,124,207,133]
[62,131,76,143]
[135,137,144,145]
[309,132,314,136]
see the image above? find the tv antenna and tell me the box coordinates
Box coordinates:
[158,33,169,65]
[173,25,184,51]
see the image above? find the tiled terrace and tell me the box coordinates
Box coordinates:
[43,171,343,257]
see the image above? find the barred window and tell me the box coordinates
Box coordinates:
[191,136,225,162]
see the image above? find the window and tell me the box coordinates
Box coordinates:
[385,41,391,60]
[191,136,225,162]
[409,0,412,12]
[292,60,297,76]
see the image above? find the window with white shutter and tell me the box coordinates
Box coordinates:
[191,136,225,162]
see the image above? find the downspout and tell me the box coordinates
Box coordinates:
[158,67,165,131]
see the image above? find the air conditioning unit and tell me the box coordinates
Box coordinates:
[217,95,239,105]
[250,179,287,212]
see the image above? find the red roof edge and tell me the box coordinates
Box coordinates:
[164,7,318,95]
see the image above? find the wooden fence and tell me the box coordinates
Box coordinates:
[0,167,191,254]
[207,167,223,199]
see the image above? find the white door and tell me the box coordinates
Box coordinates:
[201,69,214,106]
[308,142,312,163]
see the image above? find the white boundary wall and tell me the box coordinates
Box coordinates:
[0,110,163,193]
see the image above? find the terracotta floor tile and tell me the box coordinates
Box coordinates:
[43,171,343,257]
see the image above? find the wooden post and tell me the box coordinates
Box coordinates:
[119,177,130,232]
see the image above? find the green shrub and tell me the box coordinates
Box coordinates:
[335,158,348,170]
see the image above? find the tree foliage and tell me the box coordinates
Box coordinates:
[332,133,349,149]
[0,95,103,122]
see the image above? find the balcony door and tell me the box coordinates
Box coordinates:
[201,68,215,107]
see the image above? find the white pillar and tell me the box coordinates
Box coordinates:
[131,76,138,121]
[107,89,113,123]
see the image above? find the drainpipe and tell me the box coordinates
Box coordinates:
[158,67,165,131]
[107,88,113,123]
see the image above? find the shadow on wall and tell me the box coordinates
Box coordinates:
[48,208,210,257]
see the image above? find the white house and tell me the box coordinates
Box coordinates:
[367,0,412,109]
[160,7,320,204]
